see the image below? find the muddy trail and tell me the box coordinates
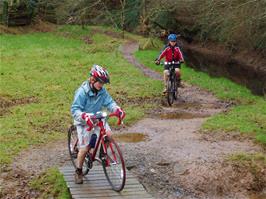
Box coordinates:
[119,41,265,199]
[1,40,265,199]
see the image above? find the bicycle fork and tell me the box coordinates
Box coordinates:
[102,140,118,167]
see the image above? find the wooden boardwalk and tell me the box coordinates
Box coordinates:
[60,164,154,199]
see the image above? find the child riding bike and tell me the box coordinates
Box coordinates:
[71,64,125,184]
[155,33,184,93]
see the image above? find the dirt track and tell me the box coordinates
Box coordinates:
[118,41,265,199]
[1,40,265,199]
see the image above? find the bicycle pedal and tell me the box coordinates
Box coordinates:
[88,162,93,169]
[85,158,93,169]
[72,153,78,158]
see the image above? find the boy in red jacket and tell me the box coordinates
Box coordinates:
[155,34,184,93]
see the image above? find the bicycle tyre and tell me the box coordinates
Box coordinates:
[167,80,174,106]
[173,77,178,100]
[101,138,126,192]
[67,125,89,175]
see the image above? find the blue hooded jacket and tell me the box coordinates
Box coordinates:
[71,81,118,125]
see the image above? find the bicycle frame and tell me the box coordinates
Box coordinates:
[91,119,108,163]
[88,113,119,166]
[71,113,119,164]
[168,65,177,92]
[164,61,180,93]
[68,111,126,191]
[164,61,180,105]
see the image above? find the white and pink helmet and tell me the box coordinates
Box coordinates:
[90,64,110,83]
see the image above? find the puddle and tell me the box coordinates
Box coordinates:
[0,96,39,116]
[175,188,183,197]
[113,133,148,143]
[0,96,38,108]
[173,102,202,109]
[159,112,209,119]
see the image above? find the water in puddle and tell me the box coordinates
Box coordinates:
[159,112,209,119]
[173,102,202,109]
[175,188,183,197]
[113,133,147,143]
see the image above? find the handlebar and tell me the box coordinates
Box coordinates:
[155,60,181,66]
[163,61,180,65]
[109,112,123,125]
[91,111,124,126]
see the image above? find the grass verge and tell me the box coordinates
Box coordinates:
[227,153,266,190]
[30,168,71,199]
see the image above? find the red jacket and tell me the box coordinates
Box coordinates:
[157,44,184,62]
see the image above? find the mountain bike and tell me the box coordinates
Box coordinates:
[68,111,126,192]
[164,61,180,106]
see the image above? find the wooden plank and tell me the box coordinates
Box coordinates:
[70,188,146,195]
[67,183,144,189]
[63,173,134,179]
[60,170,130,176]
[65,177,140,185]
[71,192,152,198]
[70,185,145,192]
[72,196,153,199]
[66,181,140,189]
[62,174,133,180]
[60,164,154,199]
[60,167,104,172]
[61,169,133,175]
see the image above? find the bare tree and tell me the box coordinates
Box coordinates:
[120,0,126,38]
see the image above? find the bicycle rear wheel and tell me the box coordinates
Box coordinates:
[167,80,174,106]
[101,138,126,192]
[67,125,89,175]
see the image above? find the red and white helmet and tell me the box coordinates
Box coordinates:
[90,64,110,83]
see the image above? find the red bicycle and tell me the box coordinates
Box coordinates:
[68,111,126,191]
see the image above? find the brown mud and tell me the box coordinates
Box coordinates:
[0,95,39,116]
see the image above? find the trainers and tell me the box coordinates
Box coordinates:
[75,168,83,184]
[162,88,167,94]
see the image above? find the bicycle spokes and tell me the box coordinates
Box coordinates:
[101,139,126,192]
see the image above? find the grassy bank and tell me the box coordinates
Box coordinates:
[30,167,71,199]
[135,50,266,146]
[0,25,162,166]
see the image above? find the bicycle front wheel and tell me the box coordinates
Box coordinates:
[101,138,126,192]
[173,78,178,100]
[167,80,174,106]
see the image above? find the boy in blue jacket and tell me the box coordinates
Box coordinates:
[71,64,125,184]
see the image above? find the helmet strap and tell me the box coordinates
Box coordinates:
[90,82,99,95]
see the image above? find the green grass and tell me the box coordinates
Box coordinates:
[0,25,162,165]
[135,49,266,146]
[227,152,266,175]
[30,167,71,199]
[229,153,266,163]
